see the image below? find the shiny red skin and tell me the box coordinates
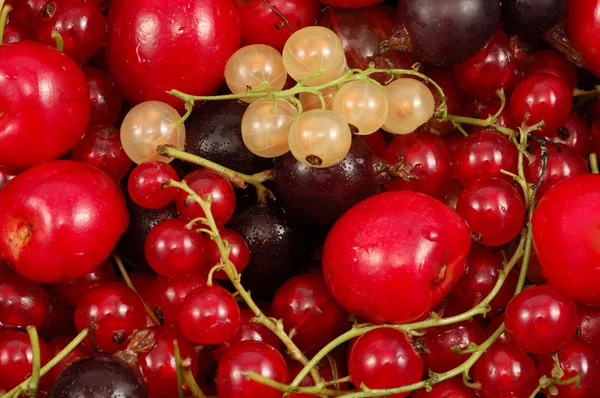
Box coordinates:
[34,0,106,64]
[524,50,577,90]
[411,377,478,398]
[6,0,46,25]
[216,341,288,398]
[426,67,468,134]
[453,28,515,100]
[202,228,249,279]
[106,0,241,111]
[212,308,281,363]
[2,21,31,44]
[577,304,600,354]
[322,191,471,324]
[0,161,129,284]
[509,72,573,134]
[127,161,180,209]
[0,166,18,191]
[175,170,236,227]
[0,42,90,168]
[150,274,207,328]
[456,177,525,246]
[179,284,240,345]
[532,174,600,305]
[74,282,147,353]
[41,336,92,392]
[566,0,600,78]
[234,0,320,52]
[82,66,124,127]
[321,0,384,6]
[524,142,589,200]
[138,326,199,398]
[38,287,77,341]
[51,258,117,307]
[536,338,600,398]
[447,248,519,316]
[472,343,537,398]
[452,131,518,187]
[441,179,463,210]
[422,320,487,373]
[271,271,349,352]
[539,113,593,156]
[348,328,423,398]
[72,126,132,181]
[0,330,51,393]
[144,219,206,278]
[505,285,578,355]
[0,271,49,329]
[382,131,453,198]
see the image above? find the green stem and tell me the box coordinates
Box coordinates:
[174,341,184,398]
[25,327,41,397]
[554,374,582,386]
[0,3,11,45]
[590,153,599,174]
[446,114,516,138]
[515,224,534,295]
[51,30,64,52]
[243,372,346,397]
[573,86,600,97]
[183,368,206,398]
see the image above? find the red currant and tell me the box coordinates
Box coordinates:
[150,273,207,328]
[51,258,117,308]
[202,228,250,279]
[0,271,49,329]
[411,377,477,398]
[127,161,180,209]
[82,66,124,127]
[524,50,577,90]
[0,330,51,393]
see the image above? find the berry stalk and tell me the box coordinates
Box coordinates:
[0,2,12,45]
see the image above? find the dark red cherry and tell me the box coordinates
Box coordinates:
[566,0,600,78]
[422,320,487,373]
[179,284,240,345]
[472,343,537,398]
[453,28,516,100]
[349,328,423,398]
[106,0,241,111]
[0,330,51,393]
[51,258,117,307]
[82,66,124,127]
[577,304,600,354]
[0,271,49,329]
[505,284,578,354]
[234,0,320,52]
[382,131,453,198]
[74,282,147,353]
[38,287,77,341]
[41,336,92,392]
[150,274,207,329]
[2,21,31,44]
[441,180,464,210]
[0,166,18,192]
[144,218,206,278]
[271,271,349,352]
[426,67,468,134]
[72,126,132,181]
[34,0,106,64]
[202,228,249,279]
[539,113,593,156]
[524,50,577,90]
[127,161,180,209]
[509,72,573,134]
[5,0,45,25]
[411,377,478,398]
[452,131,518,187]
[456,177,526,246]
[0,42,90,169]
[175,170,236,227]
[216,341,288,398]
[536,337,600,398]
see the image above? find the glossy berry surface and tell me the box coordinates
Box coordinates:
[2,21,31,44]
[202,227,249,279]
[502,0,566,39]
[540,113,592,156]
[323,191,471,324]
[348,328,423,398]
[456,177,525,246]
[150,274,207,328]
[82,66,124,127]
[216,341,288,398]
[577,304,600,354]
[0,330,51,393]
[0,271,49,329]
[524,50,577,90]
[127,161,180,209]
[566,0,600,78]
[0,167,18,192]
[411,377,477,398]
[75,282,147,353]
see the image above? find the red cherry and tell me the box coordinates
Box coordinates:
[532,174,600,305]
[216,341,288,398]
[566,0,600,78]
[212,308,281,363]
[175,170,236,227]
[453,28,516,100]
[505,285,578,354]
[323,191,471,324]
[0,271,49,329]
[382,131,453,198]
[137,326,199,397]
[411,377,478,398]
[150,274,207,328]
[536,337,600,398]
[0,330,51,393]
[106,0,241,111]
[421,320,487,373]
[41,336,92,392]
[577,304,600,355]
[456,177,525,246]
[509,72,573,134]
[452,131,519,187]
[271,271,349,352]
[38,287,77,341]
[471,343,537,398]
[235,0,320,52]
[538,113,593,156]
[82,66,124,127]
[2,21,31,44]
[349,328,423,398]
[144,219,206,278]
[34,0,106,64]
[179,284,240,345]
[0,161,128,284]
[127,161,180,209]
[51,258,117,307]
[202,228,249,279]
[74,282,147,353]
[72,126,133,181]
[524,50,577,90]
[5,0,46,25]
[0,166,18,192]
[425,67,468,134]
[0,42,90,169]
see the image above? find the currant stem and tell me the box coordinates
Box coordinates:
[156,145,274,204]
[25,327,41,398]
[173,341,184,398]
[183,368,206,398]
[590,153,599,174]
[51,30,64,52]
[445,114,516,138]
[242,372,346,397]
[0,3,12,45]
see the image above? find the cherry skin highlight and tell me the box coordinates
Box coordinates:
[0,271,49,329]
[0,330,51,393]
[150,274,207,329]
[566,0,600,78]
[127,161,180,209]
